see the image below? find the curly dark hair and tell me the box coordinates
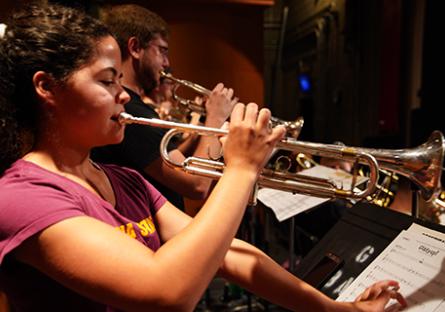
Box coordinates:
[100,4,169,60]
[0,3,111,174]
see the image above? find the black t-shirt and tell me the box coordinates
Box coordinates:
[91,88,184,210]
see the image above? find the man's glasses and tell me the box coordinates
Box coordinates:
[149,42,169,59]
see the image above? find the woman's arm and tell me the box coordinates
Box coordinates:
[218,239,405,312]
[12,168,258,311]
[154,200,406,312]
[14,103,285,312]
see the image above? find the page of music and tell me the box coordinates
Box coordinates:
[336,223,445,311]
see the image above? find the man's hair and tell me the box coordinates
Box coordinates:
[100,4,169,60]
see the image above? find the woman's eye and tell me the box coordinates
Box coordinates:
[101,80,115,86]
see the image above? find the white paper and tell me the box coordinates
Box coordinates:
[336,223,445,311]
[257,165,368,222]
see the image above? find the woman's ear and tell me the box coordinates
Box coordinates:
[32,71,56,106]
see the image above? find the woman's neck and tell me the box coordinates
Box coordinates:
[23,147,90,177]
[23,149,115,205]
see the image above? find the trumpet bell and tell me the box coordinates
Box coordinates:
[399,130,444,201]
[274,131,445,201]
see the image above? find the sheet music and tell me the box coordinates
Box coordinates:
[336,223,445,311]
[257,165,367,222]
[257,188,328,222]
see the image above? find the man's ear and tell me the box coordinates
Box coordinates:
[128,36,143,59]
[32,71,57,106]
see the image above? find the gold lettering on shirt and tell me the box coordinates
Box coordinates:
[116,216,156,238]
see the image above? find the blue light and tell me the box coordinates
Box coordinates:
[298,73,311,93]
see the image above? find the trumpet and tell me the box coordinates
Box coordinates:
[160,70,304,139]
[160,70,208,116]
[119,112,444,203]
[419,190,445,224]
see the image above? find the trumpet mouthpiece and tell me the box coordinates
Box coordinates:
[117,112,133,125]
[159,70,171,78]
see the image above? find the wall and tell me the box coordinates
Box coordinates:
[108,0,268,106]
[264,0,424,147]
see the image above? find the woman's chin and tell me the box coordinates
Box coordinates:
[101,134,125,147]
[113,134,125,145]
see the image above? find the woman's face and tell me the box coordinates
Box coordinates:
[50,35,130,149]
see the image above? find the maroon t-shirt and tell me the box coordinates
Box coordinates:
[0,159,167,311]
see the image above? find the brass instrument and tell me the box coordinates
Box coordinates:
[284,153,399,208]
[294,133,444,203]
[296,153,319,169]
[358,167,399,208]
[269,116,305,140]
[432,191,445,223]
[160,70,208,116]
[295,150,445,222]
[119,113,444,204]
[419,190,445,224]
[293,152,399,208]
[160,70,305,139]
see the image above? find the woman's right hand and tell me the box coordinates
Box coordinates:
[221,102,285,176]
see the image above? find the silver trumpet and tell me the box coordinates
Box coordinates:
[118,112,445,203]
[160,70,304,139]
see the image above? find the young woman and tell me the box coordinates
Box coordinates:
[0,4,406,312]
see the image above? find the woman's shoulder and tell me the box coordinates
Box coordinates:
[0,159,86,207]
[0,160,87,264]
[0,159,89,217]
[1,159,74,190]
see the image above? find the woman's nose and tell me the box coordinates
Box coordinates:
[118,87,131,105]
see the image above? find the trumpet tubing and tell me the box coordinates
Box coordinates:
[292,153,400,208]
[118,112,380,200]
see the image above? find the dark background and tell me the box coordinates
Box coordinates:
[1,0,441,149]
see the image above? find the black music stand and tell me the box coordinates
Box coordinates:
[294,202,445,299]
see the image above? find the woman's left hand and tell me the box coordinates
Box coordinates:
[353,280,407,312]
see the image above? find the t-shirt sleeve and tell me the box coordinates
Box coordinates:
[119,165,167,213]
[0,184,84,264]
[140,176,167,213]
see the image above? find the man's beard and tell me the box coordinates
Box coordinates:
[144,83,157,95]
[143,71,159,94]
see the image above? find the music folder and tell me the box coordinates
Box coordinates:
[295,202,445,311]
